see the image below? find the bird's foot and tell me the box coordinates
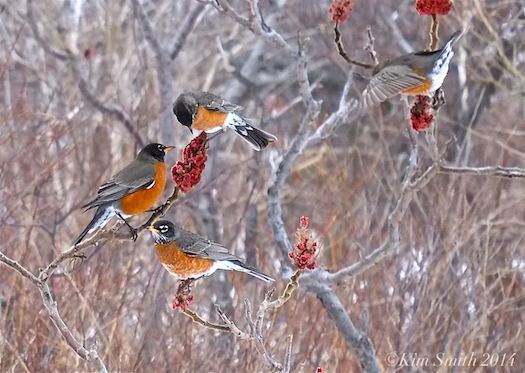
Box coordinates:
[432,88,446,111]
[147,205,165,216]
[128,227,138,242]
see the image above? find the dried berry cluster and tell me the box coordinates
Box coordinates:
[328,0,355,23]
[415,0,453,15]
[410,95,435,131]
[289,216,319,271]
[171,132,208,193]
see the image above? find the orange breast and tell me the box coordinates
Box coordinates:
[120,162,167,215]
[192,106,228,131]
[155,242,214,279]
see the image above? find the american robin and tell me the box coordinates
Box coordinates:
[361,29,466,107]
[173,91,277,151]
[148,220,274,282]
[73,143,174,246]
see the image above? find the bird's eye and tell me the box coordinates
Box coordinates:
[160,225,168,232]
[158,145,163,150]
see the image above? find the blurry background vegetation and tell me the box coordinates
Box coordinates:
[1,0,525,371]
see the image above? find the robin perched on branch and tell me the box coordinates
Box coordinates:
[148,220,274,283]
[73,143,174,246]
[173,91,277,151]
[361,29,466,107]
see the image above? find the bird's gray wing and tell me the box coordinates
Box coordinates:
[176,229,239,261]
[197,91,242,113]
[82,160,156,209]
[361,65,427,107]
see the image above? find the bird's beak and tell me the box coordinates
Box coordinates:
[163,146,174,153]
[148,226,159,233]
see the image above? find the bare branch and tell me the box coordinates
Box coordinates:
[365,26,379,66]
[333,22,374,69]
[170,3,207,60]
[214,305,252,339]
[438,165,525,178]
[27,0,72,60]
[244,297,282,369]
[180,307,232,332]
[303,281,381,373]
[430,14,439,50]
[72,61,145,147]
[0,249,39,286]
[0,250,108,372]
[282,334,293,373]
[215,0,251,29]
[131,0,169,61]
[325,163,438,283]
[259,270,301,310]
[39,282,108,373]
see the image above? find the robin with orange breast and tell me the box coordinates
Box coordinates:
[148,220,274,283]
[173,91,277,151]
[361,29,466,107]
[73,143,174,246]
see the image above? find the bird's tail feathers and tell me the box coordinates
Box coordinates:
[225,113,277,151]
[444,29,467,50]
[216,260,274,283]
[73,206,115,247]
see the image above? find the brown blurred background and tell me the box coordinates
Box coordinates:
[1,0,525,371]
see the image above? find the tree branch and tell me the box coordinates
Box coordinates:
[215,0,252,30]
[26,0,72,60]
[303,280,381,373]
[72,61,145,147]
[0,249,40,286]
[131,0,169,61]
[180,307,232,332]
[438,165,525,178]
[0,250,108,372]
[39,282,108,373]
[170,3,207,60]
[430,14,439,50]
[333,22,374,69]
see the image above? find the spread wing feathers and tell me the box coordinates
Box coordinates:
[82,160,156,210]
[361,65,427,107]
[197,91,242,113]
[175,229,242,262]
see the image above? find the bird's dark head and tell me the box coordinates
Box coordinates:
[138,143,174,163]
[173,93,198,130]
[148,220,181,244]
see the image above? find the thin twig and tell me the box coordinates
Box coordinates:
[282,335,294,373]
[438,165,525,178]
[430,14,439,50]
[170,3,207,60]
[180,308,232,332]
[333,22,374,69]
[26,0,72,60]
[325,163,439,283]
[73,61,145,147]
[0,250,108,372]
[215,0,251,29]
[131,0,168,61]
[365,26,379,66]
[0,250,40,286]
[214,305,252,339]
